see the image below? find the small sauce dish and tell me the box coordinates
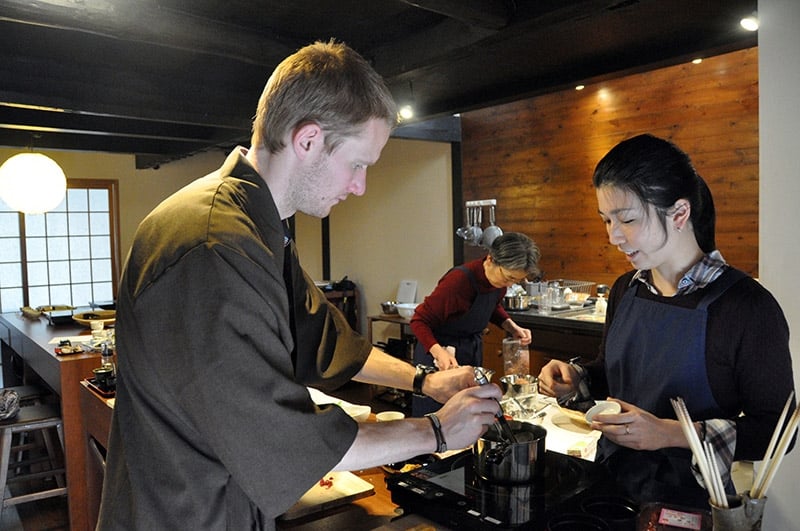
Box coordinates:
[584,400,621,423]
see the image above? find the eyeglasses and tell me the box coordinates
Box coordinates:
[497,266,527,285]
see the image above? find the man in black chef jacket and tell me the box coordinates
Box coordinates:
[97,40,502,530]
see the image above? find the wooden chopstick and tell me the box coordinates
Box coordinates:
[704,440,727,507]
[671,397,725,507]
[750,391,795,498]
[752,403,800,499]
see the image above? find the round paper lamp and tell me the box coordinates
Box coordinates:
[0,153,67,214]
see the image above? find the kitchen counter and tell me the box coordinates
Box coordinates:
[506,305,606,333]
[503,306,606,366]
[0,310,103,531]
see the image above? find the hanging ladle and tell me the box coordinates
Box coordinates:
[456,205,471,240]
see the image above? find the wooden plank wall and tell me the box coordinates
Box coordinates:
[460,47,759,290]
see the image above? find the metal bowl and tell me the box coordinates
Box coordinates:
[380,300,398,314]
[500,374,538,397]
[396,303,418,319]
[503,295,530,310]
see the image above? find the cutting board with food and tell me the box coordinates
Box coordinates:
[279,471,375,520]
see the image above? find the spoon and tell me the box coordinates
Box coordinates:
[474,367,517,444]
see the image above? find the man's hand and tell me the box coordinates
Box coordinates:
[537,359,578,397]
[423,365,478,403]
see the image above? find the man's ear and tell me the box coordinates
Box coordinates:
[291,122,323,160]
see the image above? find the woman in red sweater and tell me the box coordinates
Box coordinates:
[410,232,541,416]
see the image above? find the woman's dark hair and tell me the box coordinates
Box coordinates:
[592,134,717,253]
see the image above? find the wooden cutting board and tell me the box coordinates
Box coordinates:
[279,471,375,521]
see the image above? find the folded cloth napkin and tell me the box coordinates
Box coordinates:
[0,389,20,420]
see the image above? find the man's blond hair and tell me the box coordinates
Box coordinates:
[252,40,397,154]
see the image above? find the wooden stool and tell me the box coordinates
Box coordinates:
[0,403,67,520]
[3,385,55,474]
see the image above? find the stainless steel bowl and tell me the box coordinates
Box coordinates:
[503,295,530,310]
[380,301,398,314]
[500,374,538,397]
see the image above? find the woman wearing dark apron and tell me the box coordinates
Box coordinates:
[410,232,541,417]
[538,135,794,509]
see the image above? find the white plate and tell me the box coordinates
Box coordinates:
[307,387,371,421]
[584,400,621,423]
[557,405,591,426]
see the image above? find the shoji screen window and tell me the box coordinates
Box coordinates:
[0,179,120,313]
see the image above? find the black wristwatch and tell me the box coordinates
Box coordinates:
[413,364,436,397]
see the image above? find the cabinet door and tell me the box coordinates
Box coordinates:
[482,325,508,376]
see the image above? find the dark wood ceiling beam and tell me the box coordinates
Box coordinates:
[0,0,294,66]
[398,0,511,30]
[0,57,258,131]
[0,127,240,156]
[0,104,246,141]
[371,0,616,85]
[369,17,495,79]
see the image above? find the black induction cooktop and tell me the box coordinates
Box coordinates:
[386,449,629,530]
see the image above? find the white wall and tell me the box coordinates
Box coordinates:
[758,1,800,529]
[0,146,225,260]
[296,137,453,340]
[2,139,449,346]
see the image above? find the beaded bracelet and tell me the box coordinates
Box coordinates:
[425,412,447,453]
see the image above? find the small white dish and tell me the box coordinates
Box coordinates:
[375,411,405,422]
[341,403,371,422]
[584,400,621,423]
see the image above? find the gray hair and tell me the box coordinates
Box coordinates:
[490,232,541,278]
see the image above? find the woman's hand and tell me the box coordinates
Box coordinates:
[589,398,688,451]
[537,359,579,397]
[431,344,459,370]
[504,319,532,346]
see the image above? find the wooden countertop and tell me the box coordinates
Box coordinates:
[78,381,421,530]
[1,311,104,531]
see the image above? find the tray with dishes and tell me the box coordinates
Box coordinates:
[72,310,116,327]
[84,377,116,398]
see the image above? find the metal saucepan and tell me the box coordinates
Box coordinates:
[473,421,547,484]
[481,204,503,248]
[503,295,530,310]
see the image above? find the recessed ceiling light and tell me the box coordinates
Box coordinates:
[692,58,703,64]
[740,12,759,31]
[399,105,414,120]
[575,85,585,91]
